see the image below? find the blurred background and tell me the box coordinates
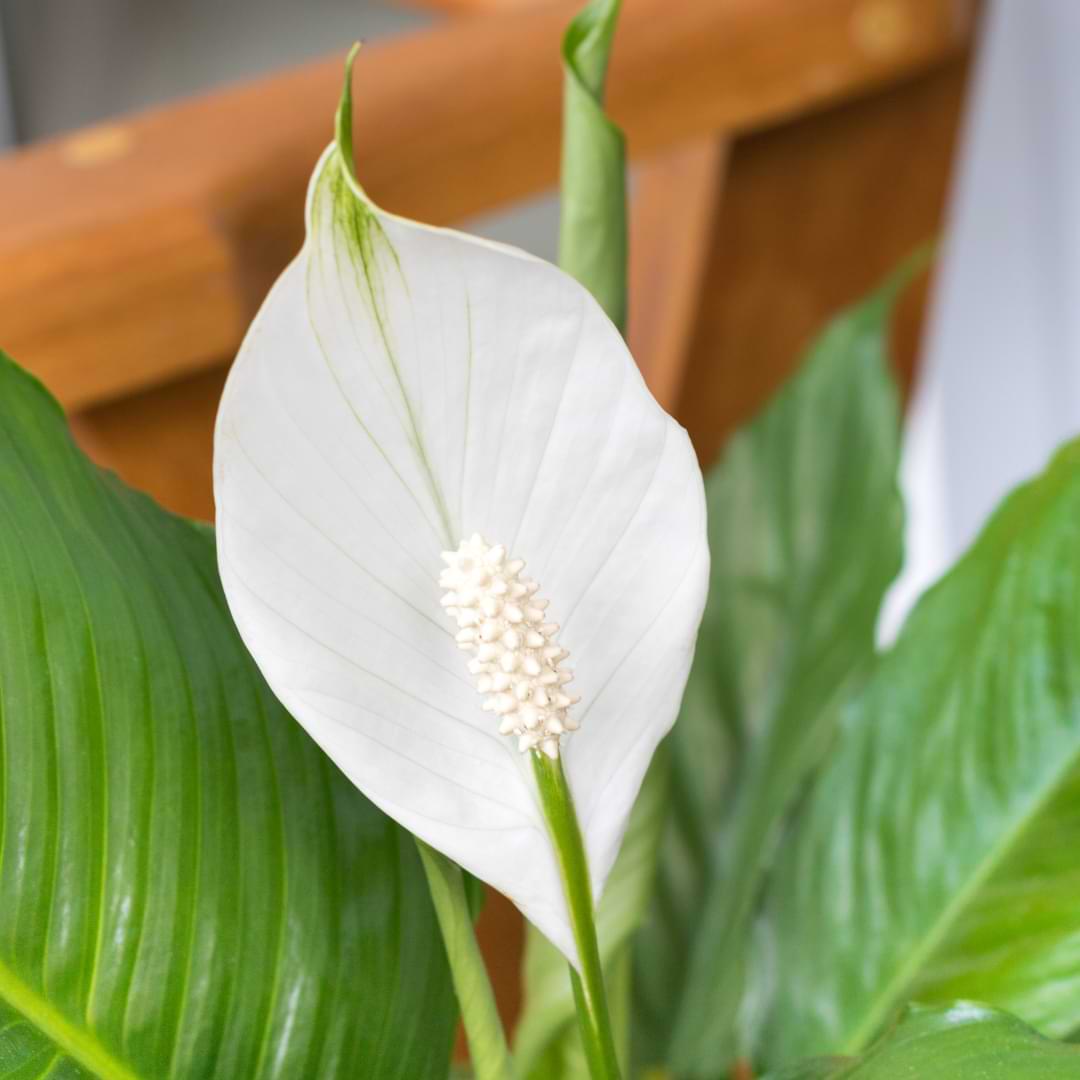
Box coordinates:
[0,0,562,263]
[0,1,429,141]
[5,0,1078,1057]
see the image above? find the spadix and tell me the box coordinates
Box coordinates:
[213,137,708,962]
[440,533,580,760]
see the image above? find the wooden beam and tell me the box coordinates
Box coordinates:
[71,366,227,523]
[676,60,969,469]
[0,0,973,410]
[629,138,728,412]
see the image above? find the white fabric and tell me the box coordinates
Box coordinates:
[881,0,1080,642]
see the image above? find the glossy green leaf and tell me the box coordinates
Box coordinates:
[656,268,919,1076]
[514,747,669,1078]
[763,1003,1080,1079]
[559,0,627,331]
[0,351,457,1078]
[762,433,1080,1067]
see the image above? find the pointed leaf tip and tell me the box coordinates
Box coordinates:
[335,41,363,183]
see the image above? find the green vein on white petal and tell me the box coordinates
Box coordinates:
[214,134,708,966]
[311,158,456,546]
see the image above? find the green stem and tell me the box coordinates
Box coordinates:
[532,753,622,1080]
[415,840,514,1080]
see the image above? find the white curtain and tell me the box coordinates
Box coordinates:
[880,0,1080,642]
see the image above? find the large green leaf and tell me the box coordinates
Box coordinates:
[0,351,457,1078]
[762,434,1080,1067]
[763,1003,1080,1079]
[514,746,669,1078]
[654,270,915,1075]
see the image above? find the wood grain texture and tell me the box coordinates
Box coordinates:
[629,138,728,412]
[0,0,971,410]
[676,59,969,470]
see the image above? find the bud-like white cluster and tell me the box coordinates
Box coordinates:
[439,534,579,759]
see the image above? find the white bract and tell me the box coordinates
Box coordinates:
[213,140,709,963]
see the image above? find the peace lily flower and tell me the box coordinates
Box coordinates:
[213,82,708,967]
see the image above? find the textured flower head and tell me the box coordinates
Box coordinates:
[440,533,579,760]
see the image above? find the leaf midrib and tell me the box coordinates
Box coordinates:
[841,738,1080,1054]
[0,956,141,1080]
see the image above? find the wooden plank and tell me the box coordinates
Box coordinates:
[675,59,969,469]
[629,138,728,412]
[70,366,227,523]
[0,0,973,410]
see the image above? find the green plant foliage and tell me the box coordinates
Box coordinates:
[559,0,627,331]
[649,267,921,1076]
[761,432,1080,1068]
[415,843,512,1080]
[514,747,670,1077]
[763,1003,1080,1079]
[0,352,457,1078]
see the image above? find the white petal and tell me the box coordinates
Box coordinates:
[214,145,708,963]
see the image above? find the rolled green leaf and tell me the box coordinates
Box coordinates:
[762,1003,1080,1079]
[661,265,917,1075]
[0,351,457,1077]
[560,0,627,332]
[762,432,1080,1066]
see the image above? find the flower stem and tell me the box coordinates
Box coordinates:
[532,753,622,1080]
[415,840,514,1080]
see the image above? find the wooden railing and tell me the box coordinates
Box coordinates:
[0,0,971,413]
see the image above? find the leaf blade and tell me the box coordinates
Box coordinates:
[659,268,916,1074]
[763,1003,1080,1080]
[763,434,1080,1065]
[0,352,457,1078]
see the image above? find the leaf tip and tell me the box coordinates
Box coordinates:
[335,41,363,183]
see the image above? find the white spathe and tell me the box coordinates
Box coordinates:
[213,144,708,964]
